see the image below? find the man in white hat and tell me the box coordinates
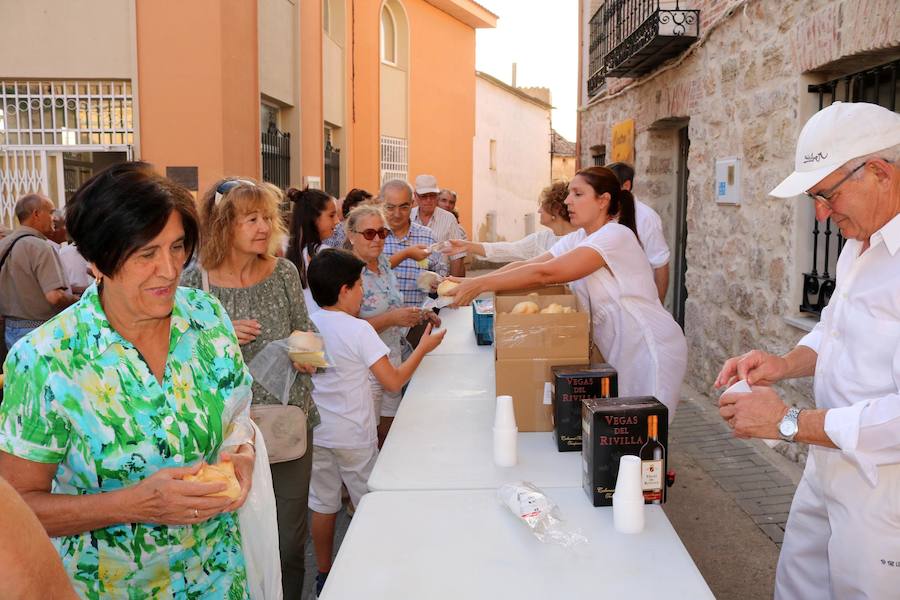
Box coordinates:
[715,102,900,599]
[411,174,466,277]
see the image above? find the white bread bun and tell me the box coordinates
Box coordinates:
[436,280,459,297]
[540,303,564,314]
[510,301,540,315]
[288,330,323,353]
[184,462,241,500]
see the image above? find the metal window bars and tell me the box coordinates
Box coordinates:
[0,80,134,146]
[380,135,408,184]
[261,127,291,191]
[801,60,898,315]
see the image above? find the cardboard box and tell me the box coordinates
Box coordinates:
[493,294,590,360]
[495,357,587,432]
[496,285,569,297]
[582,397,668,506]
[550,363,618,452]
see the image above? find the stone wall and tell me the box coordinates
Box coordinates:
[579,0,900,463]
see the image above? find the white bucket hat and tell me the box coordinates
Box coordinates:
[414,174,440,195]
[770,102,900,198]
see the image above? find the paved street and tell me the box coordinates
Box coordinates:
[301,384,804,599]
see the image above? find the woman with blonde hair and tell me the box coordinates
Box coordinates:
[344,204,433,444]
[182,177,319,600]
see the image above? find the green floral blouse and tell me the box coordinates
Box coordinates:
[0,284,252,599]
[182,258,320,428]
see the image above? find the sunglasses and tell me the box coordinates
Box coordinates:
[353,227,389,240]
[214,179,256,205]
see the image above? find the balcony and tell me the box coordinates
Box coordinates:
[588,1,699,97]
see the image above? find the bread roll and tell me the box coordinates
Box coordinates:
[540,303,564,314]
[436,280,459,297]
[288,330,323,353]
[510,301,540,315]
[184,461,241,500]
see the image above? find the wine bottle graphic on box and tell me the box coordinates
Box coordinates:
[640,414,665,503]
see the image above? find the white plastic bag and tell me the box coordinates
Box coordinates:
[498,482,588,548]
[221,390,283,600]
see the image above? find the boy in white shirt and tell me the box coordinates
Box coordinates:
[306,248,446,596]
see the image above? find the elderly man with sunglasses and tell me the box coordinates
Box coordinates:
[715,102,900,599]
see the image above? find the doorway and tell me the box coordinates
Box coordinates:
[672,125,690,329]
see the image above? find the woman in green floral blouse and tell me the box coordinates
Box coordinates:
[0,162,257,599]
[182,178,319,600]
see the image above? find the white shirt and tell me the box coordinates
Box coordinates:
[411,206,466,263]
[301,245,329,313]
[550,223,687,419]
[482,228,559,263]
[310,309,389,449]
[634,199,671,269]
[58,244,92,292]
[799,213,900,486]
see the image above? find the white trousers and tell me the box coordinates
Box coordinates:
[775,447,900,599]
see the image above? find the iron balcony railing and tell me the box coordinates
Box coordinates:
[588,0,699,98]
[801,60,898,315]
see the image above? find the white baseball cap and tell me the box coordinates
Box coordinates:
[770,102,900,198]
[414,174,440,195]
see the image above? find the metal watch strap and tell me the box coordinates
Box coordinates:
[780,407,801,442]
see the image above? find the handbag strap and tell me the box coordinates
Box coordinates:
[200,267,210,292]
[0,234,37,273]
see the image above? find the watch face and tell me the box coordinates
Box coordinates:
[779,420,798,437]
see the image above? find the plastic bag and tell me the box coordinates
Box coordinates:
[219,389,283,600]
[248,335,331,405]
[421,295,455,311]
[498,482,588,548]
[416,270,442,293]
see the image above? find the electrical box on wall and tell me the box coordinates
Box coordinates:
[715,157,741,205]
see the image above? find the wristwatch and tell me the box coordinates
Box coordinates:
[779,407,802,442]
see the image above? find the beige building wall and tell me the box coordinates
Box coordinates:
[551,155,576,182]
[0,0,134,79]
[323,36,345,128]
[380,64,408,138]
[259,0,296,106]
[473,73,551,244]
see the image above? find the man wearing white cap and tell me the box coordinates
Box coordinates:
[411,174,466,277]
[714,102,900,599]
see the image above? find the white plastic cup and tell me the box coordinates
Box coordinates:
[493,427,518,467]
[614,455,643,499]
[494,395,517,430]
[613,492,645,534]
[613,455,645,534]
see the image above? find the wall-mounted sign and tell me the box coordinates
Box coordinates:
[715,157,742,205]
[611,119,635,165]
[166,166,198,191]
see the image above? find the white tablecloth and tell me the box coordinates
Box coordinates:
[429,305,493,356]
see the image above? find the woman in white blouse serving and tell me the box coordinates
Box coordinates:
[442,181,576,262]
[447,166,686,418]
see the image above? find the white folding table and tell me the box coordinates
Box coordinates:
[367,352,583,491]
[321,488,714,599]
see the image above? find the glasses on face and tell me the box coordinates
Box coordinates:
[804,162,865,209]
[353,227,389,240]
[384,203,411,213]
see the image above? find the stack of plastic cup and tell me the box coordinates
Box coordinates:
[612,455,645,534]
[493,395,517,467]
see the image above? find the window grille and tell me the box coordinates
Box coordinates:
[0,80,134,146]
[380,135,408,184]
[801,60,898,315]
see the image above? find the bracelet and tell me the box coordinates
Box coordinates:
[242,440,256,454]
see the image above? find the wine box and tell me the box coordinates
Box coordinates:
[550,363,618,452]
[582,397,668,507]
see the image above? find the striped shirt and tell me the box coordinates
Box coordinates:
[411,206,467,269]
[383,222,446,307]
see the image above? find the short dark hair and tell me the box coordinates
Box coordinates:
[307,248,365,307]
[66,161,199,277]
[342,188,373,218]
[605,162,635,187]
